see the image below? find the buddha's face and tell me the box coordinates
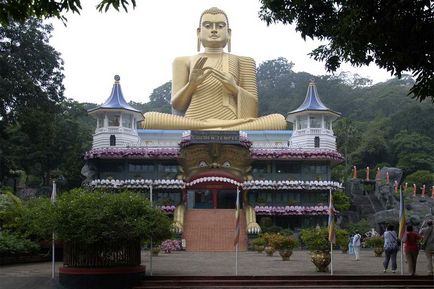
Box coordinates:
[198,13,230,49]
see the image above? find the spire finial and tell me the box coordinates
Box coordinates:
[114,75,120,83]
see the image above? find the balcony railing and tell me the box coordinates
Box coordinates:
[95,127,135,134]
[293,128,333,136]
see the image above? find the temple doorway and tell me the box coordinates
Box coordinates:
[186,189,240,209]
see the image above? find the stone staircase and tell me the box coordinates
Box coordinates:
[136,275,434,288]
[182,209,247,252]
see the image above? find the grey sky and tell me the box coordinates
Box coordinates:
[49,0,391,105]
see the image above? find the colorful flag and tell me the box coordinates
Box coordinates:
[328,189,336,244]
[234,187,240,246]
[398,188,406,240]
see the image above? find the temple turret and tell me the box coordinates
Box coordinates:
[287,80,340,150]
[88,75,144,149]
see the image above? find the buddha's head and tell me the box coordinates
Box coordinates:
[197,7,231,52]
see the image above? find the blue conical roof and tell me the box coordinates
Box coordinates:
[288,80,340,116]
[88,75,141,115]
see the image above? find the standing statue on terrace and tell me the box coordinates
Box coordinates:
[143,7,286,131]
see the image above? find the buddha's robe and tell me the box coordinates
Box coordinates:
[143,53,286,130]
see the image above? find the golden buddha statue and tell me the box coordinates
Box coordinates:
[143,7,286,131]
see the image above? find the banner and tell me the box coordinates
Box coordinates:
[328,189,336,244]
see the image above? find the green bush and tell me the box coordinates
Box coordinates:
[0,232,40,256]
[347,219,370,236]
[0,191,24,231]
[53,189,172,245]
[270,234,299,250]
[333,191,351,212]
[365,236,384,248]
[300,227,330,252]
[404,170,434,188]
[336,228,349,249]
[251,237,266,247]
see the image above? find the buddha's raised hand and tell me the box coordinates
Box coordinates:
[189,57,212,86]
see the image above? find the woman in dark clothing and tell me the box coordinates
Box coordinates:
[402,224,422,275]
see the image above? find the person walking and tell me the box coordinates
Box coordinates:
[348,234,354,256]
[352,231,362,261]
[383,224,399,273]
[419,219,434,275]
[402,224,421,275]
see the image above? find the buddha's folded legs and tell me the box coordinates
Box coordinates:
[143,112,287,131]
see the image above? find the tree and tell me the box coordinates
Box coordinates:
[259,0,433,102]
[0,19,64,124]
[0,19,65,184]
[333,118,361,180]
[392,131,434,175]
[0,0,136,26]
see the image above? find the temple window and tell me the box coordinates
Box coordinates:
[324,117,332,130]
[122,114,132,128]
[276,162,300,174]
[298,116,308,129]
[109,135,116,146]
[108,114,120,126]
[309,116,321,128]
[128,163,155,172]
[314,136,320,148]
[97,116,104,128]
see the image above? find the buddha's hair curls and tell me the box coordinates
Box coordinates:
[199,7,229,28]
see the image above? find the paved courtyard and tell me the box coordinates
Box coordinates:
[0,249,432,289]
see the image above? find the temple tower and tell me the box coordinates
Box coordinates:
[88,75,143,149]
[287,80,340,150]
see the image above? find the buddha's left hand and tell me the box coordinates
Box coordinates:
[208,68,239,95]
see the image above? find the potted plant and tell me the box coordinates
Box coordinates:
[270,234,299,261]
[251,237,266,253]
[366,235,384,257]
[46,188,171,289]
[300,227,331,272]
[261,232,276,256]
[336,229,350,253]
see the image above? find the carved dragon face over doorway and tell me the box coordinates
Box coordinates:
[178,143,251,181]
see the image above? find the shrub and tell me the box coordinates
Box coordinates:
[300,227,330,252]
[404,170,434,188]
[160,239,181,253]
[0,232,40,256]
[347,219,370,236]
[53,189,171,245]
[333,191,351,212]
[336,228,349,249]
[251,237,266,247]
[270,234,299,251]
[365,236,384,248]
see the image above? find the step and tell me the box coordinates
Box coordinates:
[136,275,434,288]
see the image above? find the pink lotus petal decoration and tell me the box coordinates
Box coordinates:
[255,205,329,216]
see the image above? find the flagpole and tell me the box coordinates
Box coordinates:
[149,184,153,276]
[398,186,405,275]
[328,188,335,275]
[330,242,333,275]
[400,242,403,275]
[51,181,56,279]
[235,186,240,276]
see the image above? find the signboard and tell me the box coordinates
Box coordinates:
[190,131,240,144]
